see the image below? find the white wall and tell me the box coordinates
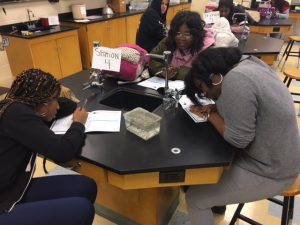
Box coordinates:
[0,0,106,26]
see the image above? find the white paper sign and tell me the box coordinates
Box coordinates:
[92,46,121,72]
[203,11,220,24]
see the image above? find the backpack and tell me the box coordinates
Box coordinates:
[106,44,149,81]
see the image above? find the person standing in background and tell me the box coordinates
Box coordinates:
[136,0,169,52]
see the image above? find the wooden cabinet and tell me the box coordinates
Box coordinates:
[126,14,142,44]
[173,3,191,15]
[63,17,127,69]
[166,7,175,26]
[3,30,82,79]
[167,3,191,26]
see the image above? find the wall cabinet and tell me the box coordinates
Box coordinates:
[63,17,127,69]
[126,14,142,44]
[3,30,82,79]
[167,3,191,26]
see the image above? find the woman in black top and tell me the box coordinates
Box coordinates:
[0,69,97,225]
[136,0,169,52]
[217,0,255,33]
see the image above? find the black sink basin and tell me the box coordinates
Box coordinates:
[19,22,51,32]
[99,88,162,112]
[27,26,51,32]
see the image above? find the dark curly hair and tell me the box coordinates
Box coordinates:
[185,47,242,104]
[166,11,206,56]
[0,68,61,118]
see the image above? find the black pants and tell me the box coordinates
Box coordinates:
[0,175,97,225]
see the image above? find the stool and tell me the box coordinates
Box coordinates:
[229,174,300,225]
[283,68,300,103]
[278,36,300,72]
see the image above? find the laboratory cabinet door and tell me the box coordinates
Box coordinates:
[109,17,127,47]
[31,40,62,79]
[56,34,82,77]
[126,14,142,44]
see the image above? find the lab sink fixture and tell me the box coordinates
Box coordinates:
[99,88,163,112]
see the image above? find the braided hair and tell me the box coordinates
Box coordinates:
[0,68,61,118]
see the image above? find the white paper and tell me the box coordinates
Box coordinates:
[51,110,121,134]
[92,46,121,72]
[203,11,220,24]
[85,110,121,132]
[74,19,90,23]
[87,15,103,20]
[138,77,185,91]
[51,114,73,134]
[179,95,215,123]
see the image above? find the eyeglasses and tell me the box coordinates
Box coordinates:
[175,32,192,39]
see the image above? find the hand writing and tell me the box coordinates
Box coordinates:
[190,104,216,119]
[73,107,88,125]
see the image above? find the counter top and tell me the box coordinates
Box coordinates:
[238,33,284,55]
[60,70,236,175]
[253,18,292,26]
[0,25,78,39]
[0,2,191,39]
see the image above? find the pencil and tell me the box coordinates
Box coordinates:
[155,70,163,76]
[80,98,88,110]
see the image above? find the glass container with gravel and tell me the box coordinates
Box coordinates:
[123,107,162,140]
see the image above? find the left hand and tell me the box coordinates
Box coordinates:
[190,104,216,119]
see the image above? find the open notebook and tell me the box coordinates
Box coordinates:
[51,110,121,134]
[179,95,215,123]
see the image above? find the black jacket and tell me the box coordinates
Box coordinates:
[0,98,85,213]
[136,0,169,52]
[216,5,256,25]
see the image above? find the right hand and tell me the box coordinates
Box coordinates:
[73,107,88,125]
[161,66,178,79]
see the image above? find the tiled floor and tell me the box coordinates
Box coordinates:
[7,41,300,225]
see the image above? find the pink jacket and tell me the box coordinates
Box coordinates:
[171,28,215,68]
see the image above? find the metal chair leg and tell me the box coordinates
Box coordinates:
[281,41,295,72]
[229,203,245,225]
[281,196,291,225]
[279,40,292,66]
[288,196,294,220]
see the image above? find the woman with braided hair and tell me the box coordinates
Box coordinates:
[0,69,97,225]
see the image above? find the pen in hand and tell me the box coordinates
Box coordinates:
[80,98,88,110]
